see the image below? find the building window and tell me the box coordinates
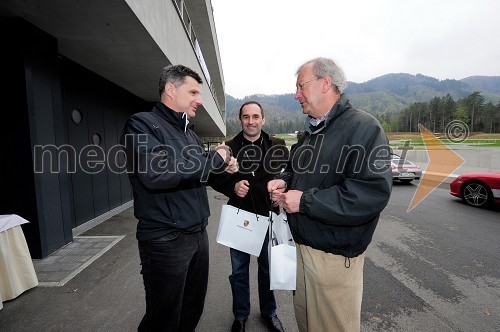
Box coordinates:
[71,109,83,125]
[92,133,102,146]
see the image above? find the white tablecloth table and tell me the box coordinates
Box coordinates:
[0,215,39,310]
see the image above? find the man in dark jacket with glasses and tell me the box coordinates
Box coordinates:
[269,57,392,332]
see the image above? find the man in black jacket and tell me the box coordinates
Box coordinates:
[211,101,288,332]
[121,64,237,331]
[268,58,392,331]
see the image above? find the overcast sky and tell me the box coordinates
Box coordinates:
[211,0,500,99]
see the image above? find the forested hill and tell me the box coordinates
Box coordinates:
[224,73,500,135]
[460,76,500,94]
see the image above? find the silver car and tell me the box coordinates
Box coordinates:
[391,153,422,184]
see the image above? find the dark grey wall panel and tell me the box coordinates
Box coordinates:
[60,58,148,227]
[103,104,122,210]
[1,18,73,257]
[25,54,69,255]
[87,96,110,217]
[64,89,96,227]
[117,110,134,204]
[0,19,42,257]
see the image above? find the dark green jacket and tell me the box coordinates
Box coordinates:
[279,94,392,257]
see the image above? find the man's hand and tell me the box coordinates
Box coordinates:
[281,190,302,214]
[215,142,238,173]
[215,142,231,163]
[225,156,238,174]
[268,179,287,206]
[234,180,250,198]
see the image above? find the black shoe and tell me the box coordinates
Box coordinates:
[231,319,246,332]
[261,315,284,332]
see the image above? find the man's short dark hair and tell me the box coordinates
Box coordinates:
[239,101,264,119]
[159,64,203,97]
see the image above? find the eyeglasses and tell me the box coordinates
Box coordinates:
[296,77,321,91]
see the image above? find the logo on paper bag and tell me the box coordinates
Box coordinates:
[243,220,250,227]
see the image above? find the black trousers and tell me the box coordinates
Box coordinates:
[138,229,209,332]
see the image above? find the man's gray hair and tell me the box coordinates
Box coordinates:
[296,57,347,93]
[159,64,203,97]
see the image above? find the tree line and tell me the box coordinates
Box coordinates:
[225,91,500,136]
[375,91,500,134]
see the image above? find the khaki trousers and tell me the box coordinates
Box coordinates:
[294,244,365,332]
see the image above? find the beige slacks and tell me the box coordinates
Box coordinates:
[294,243,365,332]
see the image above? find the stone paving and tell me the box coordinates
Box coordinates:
[32,236,123,286]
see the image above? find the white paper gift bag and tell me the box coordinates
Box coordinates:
[216,204,270,256]
[269,213,296,290]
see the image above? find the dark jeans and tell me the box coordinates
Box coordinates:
[138,229,209,332]
[229,232,277,320]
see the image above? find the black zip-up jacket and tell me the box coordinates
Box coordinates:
[121,102,226,240]
[279,95,392,257]
[211,131,289,216]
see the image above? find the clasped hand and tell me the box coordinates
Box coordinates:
[267,179,302,213]
[215,142,238,174]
